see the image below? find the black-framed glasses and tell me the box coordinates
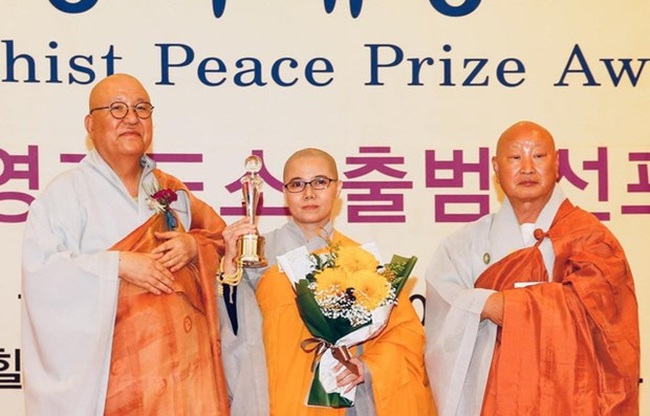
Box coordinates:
[283,176,337,193]
[89,102,154,119]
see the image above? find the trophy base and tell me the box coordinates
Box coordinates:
[237,234,267,268]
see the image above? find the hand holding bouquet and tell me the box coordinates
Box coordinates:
[277,241,417,408]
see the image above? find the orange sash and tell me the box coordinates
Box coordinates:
[476,200,639,415]
[104,170,229,415]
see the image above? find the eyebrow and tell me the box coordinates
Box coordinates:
[287,175,329,181]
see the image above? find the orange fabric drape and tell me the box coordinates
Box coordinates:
[475,200,639,415]
[104,170,230,416]
[256,231,436,416]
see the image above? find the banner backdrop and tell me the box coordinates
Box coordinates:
[1,1,648,414]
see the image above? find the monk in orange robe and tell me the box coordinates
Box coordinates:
[424,121,639,416]
[475,198,639,415]
[223,148,436,416]
[22,74,230,415]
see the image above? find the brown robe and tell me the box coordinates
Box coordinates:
[475,200,639,415]
[104,169,230,415]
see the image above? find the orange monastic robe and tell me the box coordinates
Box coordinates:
[257,231,435,416]
[475,200,639,415]
[104,170,230,415]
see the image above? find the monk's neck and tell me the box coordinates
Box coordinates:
[510,190,556,224]
[110,159,143,198]
[296,221,330,242]
[512,200,546,224]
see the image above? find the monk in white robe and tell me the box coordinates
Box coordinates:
[425,121,639,415]
[425,187,564,415]
[22,74,230,415]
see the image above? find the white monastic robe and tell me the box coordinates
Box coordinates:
[21,150,192,416]
[424,187,564,416]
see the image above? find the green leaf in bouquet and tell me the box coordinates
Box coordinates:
[388,255,418,296]
[306,362,354,408]
[295,279,369,344]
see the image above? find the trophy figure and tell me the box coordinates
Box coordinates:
[218,155,267,295]
[237,155,267,268]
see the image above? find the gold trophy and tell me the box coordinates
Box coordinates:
[236,155,267,268]
[218,155,267,295]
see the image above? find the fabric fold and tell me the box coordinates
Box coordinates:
[104,170,229,416]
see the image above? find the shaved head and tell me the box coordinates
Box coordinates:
[283,148,339,182]
[492,120,559,223]
[84,73,153,173]
[281,147,342,237]
[496,121,556,157]
[88,73,150,112]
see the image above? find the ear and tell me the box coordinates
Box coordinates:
[491,156,499,183]
[84,114,93,135]
[335,179,343,196]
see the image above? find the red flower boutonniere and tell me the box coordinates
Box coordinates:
[147,188,178,230]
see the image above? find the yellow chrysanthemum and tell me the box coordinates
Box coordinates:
[336,246,379,273]
[347,269,390,310]
[314,267,348,293]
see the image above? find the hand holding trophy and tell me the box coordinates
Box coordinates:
[218,155,267,294]
[238,155,267,268]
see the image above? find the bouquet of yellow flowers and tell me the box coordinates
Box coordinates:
[277,241,417,408]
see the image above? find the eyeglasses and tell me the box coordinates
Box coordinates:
[283,176,337,193]
[89,102,155,119]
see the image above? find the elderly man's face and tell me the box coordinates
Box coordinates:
[85,75,153,167]
[283,154,342,230]
[492,126,559,207]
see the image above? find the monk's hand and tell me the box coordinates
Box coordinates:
[481,292,504,326]
[118,251,174,295]
[152,231,198,272]
[222,217,258,273]
[334,357,365,393]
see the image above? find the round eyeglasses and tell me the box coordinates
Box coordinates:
[89,102,155,119]
[283,176,337,193]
